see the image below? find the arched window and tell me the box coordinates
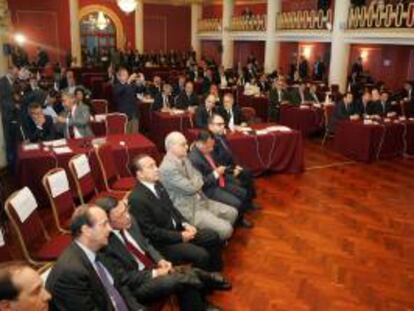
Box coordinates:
[80,12,116,63]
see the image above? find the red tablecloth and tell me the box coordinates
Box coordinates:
[334,120,414,162]
[186,124,304,176]
[238,95,268,122]
[279,105,324,136]
[137,100,152,133]
[16,134,159,206]
[149,111,194,152]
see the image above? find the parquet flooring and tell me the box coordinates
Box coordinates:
[211,140,414,311]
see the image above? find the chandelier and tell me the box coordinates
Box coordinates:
[117,0,137,14]
[95,11,109,30]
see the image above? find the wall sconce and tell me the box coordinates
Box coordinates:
[360,50,369,61]
[14,33,26,46]
[303,46,312,59]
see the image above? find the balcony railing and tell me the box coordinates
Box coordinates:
[276,9,332,30]
[198,18,222,32]
[230,15,267,31]
[348,3,414,29]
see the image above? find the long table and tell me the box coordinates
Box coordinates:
[17,134,159,205]
[279,105,324,137]
[187,124,304,176]
[334,119,414,162]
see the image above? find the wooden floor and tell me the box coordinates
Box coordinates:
[211,140,414,311]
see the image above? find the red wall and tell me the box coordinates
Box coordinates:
[234,41,265,66]
[8,0,71,64]
[349,44,414,90]
[282,0,317,11]
[201,40,221,64]
[143,4,191,52]
[202,3,267,18]
[202,4,222,19]
[279,42,299,75]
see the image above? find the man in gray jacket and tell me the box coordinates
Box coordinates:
[159,132,237,241]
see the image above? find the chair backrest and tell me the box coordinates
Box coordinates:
[91,99,109,115]
[95,143,120,191]
[68,154,97,204]
[5,187,49,265]
[106,113,128,135]
[42,168,75,233]
[241,107,257,124]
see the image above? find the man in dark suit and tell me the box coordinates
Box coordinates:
[46,205,145,311]
[328,92,360,132]
[289,82,307,106]
[298,56,309,81]
[175,81,199,110]
[269,79,289,121]
[128,154,224,272]
[112,67,141,133]
[188,131,252,228]
[257,74,270,93]
[369,88,384,116]
[208,114,258,210]
[195,94,218,129]
[23,102,57,142]
[147,75,163,99]
[173,75,186,97]
[95,196,224,311]
[152,84,174,112]
[0,264,51,311]
[355,91,378,116]
[313,57,326,81]
[379,91,396,116]
[217,93,242,128]
[201,69,214,95]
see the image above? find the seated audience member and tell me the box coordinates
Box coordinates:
[95,196,225,311]
[290,82,307,106]
[61,70,90,98]
[216,66,229,88]
[208,84,221,105]
[369,88,383,116]
[399,81,413,102]
[269,79,289,121]
[0,264,51,311]
[356,91,377,116]
[22,75,46,113]
[328,92,359,132]
[258,74,270,93]
[208,114,258,209]
[128,154,224,272]
[173,75,186,97]
[379,91,396,116]
[148,75,163,98]
[23,102,57,142]
[188,131,253,228]
[160,132,238,241]
[175,81,199,110]
[113,67,141,133]
[195,94,219,129]
[152,84,174,112]
[201,69,214,95]
[47,205,146,311]
[42,90,62,120]
[217,93,242,129]
[187,64,201,82]
[305,84,322,104]
[56,91,93,138]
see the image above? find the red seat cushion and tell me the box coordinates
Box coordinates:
[35,234,72,261]
[111,177,136,191]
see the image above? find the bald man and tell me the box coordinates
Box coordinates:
[195,94,219,129]
[159,132,238,241]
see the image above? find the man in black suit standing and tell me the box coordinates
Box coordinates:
[128,154,224,272]
[112,67,141,133]
[188,131,253,228]
[217,93,242,129]
[269,79,289,121]
[175,81,199,111]
[23,102,57,142]
[95,196,224,311]
[195,94,218,129]
[46,205,145,311]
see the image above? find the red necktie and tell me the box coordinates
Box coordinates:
[205,154,225,188]
[120,231,155,269]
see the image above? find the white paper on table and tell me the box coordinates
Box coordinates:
[266,125,292,132]
[22,143,40,151]
[47,170,70,198]
[72,154,91,178]
[53,146,73,154]
[172,110,185,115]
[94,114,107,122]
[0,229,4,247]
[43,139,67,147]
[10,187,38,223]
[256,129,269,135]
[299,105,311,109]
[238,127,253,132]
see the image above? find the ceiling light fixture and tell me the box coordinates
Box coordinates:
[117,0,137,14]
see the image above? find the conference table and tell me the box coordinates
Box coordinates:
[17,133,159,206]
[149,111,194,151]
[334,119,414,162]
[238,94,269,122]
[279,104,324,137]
[186,124,304,176]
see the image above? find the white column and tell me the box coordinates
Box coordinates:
[264,0,281,73]
[69,0,81,67]
[135,0,144,52]
[191,3,202,62]
[329,0,351,92]
[221,0,234,69]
